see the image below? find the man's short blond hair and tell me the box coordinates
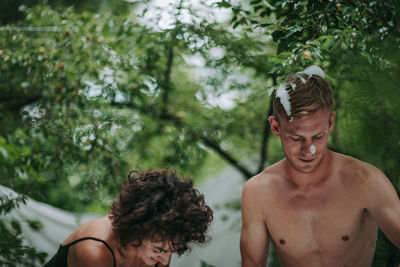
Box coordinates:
[272,73,335,121]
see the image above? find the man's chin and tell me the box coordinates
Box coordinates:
[292,160,320,173]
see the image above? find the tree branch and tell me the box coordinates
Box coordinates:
[0,93,42,111]
[161,43,174,116]
[257,96,273,174]
[160,113,255,179]
[256,76,277,175]
[201,136,254,178]
[112,39,256,179]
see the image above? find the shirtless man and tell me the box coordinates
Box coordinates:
[240,66,400,267]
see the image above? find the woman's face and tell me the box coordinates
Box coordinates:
[135,239,172,266]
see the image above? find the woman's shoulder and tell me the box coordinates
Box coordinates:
[63,216,110,244]
[67,238,115,267]
[62,216,116,266]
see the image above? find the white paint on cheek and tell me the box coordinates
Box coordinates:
[309,144,316,155]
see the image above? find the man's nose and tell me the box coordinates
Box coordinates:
[301,139,313,153]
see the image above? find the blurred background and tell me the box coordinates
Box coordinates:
[0,0,399,266]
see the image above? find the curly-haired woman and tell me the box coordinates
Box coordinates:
[44,168,213,267]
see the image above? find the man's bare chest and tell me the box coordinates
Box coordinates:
[263,186,377,261]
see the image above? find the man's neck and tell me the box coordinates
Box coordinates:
[285,150,334,190]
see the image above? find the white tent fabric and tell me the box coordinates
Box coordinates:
[0,185,99,263]
[171,167,244,267]
[1,166,245,267]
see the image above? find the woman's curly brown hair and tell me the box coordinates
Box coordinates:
[109,168,213,255]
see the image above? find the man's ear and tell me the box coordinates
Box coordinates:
[328,111,336,133]
[268,116,281,137]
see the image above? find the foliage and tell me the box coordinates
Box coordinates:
[200,260,215,267]
[0,0,136,24]
[0,1,274,263]
[0,218,47,266]
[0,1,274,208]
[0,0,399,265]
[1,5,128,210]
[0,192,47,265]
[219,0,400,74]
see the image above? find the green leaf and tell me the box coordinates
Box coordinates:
[0,145,8,160]
[26,219,43,231]
[277,39,291,54]
[215,1,232,8]
[250,0,262,5]
[257,23,273,28]
[11,220,22,234]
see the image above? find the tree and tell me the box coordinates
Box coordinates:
[0,1,275,263]
[1,0,399,265]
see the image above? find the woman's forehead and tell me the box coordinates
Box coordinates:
[146,239,173,250]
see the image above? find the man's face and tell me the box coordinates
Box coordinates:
[269,109,336,174]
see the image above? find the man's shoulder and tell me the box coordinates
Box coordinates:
[244,160,285,192]
[332,152,386,183]
[333,152,379,171]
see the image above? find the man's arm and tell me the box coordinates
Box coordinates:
[240,179,269,267]
[364,165,400,248]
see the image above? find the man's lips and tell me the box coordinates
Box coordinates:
[299,157,315,162]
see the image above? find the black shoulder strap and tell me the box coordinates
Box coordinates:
[66,237,116,267]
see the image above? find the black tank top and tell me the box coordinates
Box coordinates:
[44,237,160,267]
[43,237,116,267]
